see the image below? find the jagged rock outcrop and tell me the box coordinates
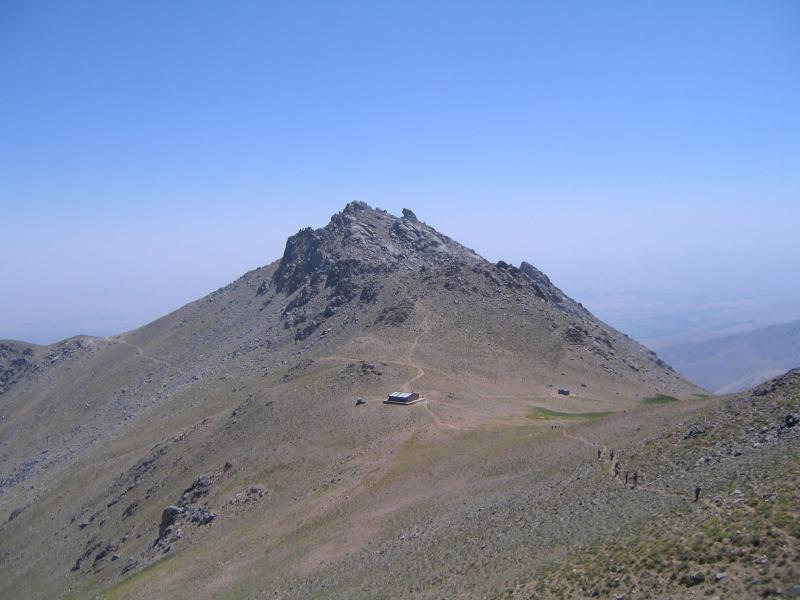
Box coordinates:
[0,337,97,397]
[0,341,37,396]
[270,201,483,296]
[266,202,489,340]
[254,202,680,377]
[518,261,589,318]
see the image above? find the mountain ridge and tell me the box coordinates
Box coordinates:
[659,318,800,393]
[0,202,707,599]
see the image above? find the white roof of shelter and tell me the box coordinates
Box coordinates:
[389,392,414,398]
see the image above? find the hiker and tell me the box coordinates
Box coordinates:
[632,472,638,486]
[609,449,614,461]
[624,471,629,484]
[597,448,602,460]
[694,486,701,502]
[613,461,620,478]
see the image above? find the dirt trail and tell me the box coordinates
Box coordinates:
[561,428,599,451]
[322,308,540,431]
[559,425,722,510]
[399,309,459,428]
[113,337,181,373]
[322,306,430,390]
[401,308,430,391]
[421,402,459,430]
[321,306,462,430]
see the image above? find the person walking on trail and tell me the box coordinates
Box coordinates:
[597,448,602,460]
[613,461,620,478]
[624,471,629,484]
[694,486,702,502]
[632,472,638,486]
[609,449,614,461]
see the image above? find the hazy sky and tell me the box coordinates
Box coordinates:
[1,1,798,344]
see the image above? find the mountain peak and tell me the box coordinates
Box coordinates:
[264,202,611,345]
[340,199,372,216]
[272,202,482,295]
[401,208,418,221]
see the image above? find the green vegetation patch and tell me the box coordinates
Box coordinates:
[640,393,680,405]
[378,431,450,484]
[526,406,612,421]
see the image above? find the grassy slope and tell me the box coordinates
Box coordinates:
[523,371,800,599]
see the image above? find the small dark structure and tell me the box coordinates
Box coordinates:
[558,388,570,396]
[384,391,422,405]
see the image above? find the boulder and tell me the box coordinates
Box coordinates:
[7,507,23,522]
[190,507,216,525]
[565,325,586,344]
[684,426,706,439]
[182,474,213,503]
[679,572,705,587]
[159,505,184,538]
[93,542,118,564]
[247,484,267,497]
[122,502,138,519]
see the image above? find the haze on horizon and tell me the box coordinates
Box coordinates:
[1,1,798,346]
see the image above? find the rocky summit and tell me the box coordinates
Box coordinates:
[1,203,797,600]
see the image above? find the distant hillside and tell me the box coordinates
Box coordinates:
[658,319,800,393]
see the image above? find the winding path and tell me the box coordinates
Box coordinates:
[113,337,182,374]
[559,425,723,509]
[402,309,429,391]
[321,307,463,429]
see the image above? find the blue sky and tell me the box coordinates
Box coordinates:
[1,1,799,344]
